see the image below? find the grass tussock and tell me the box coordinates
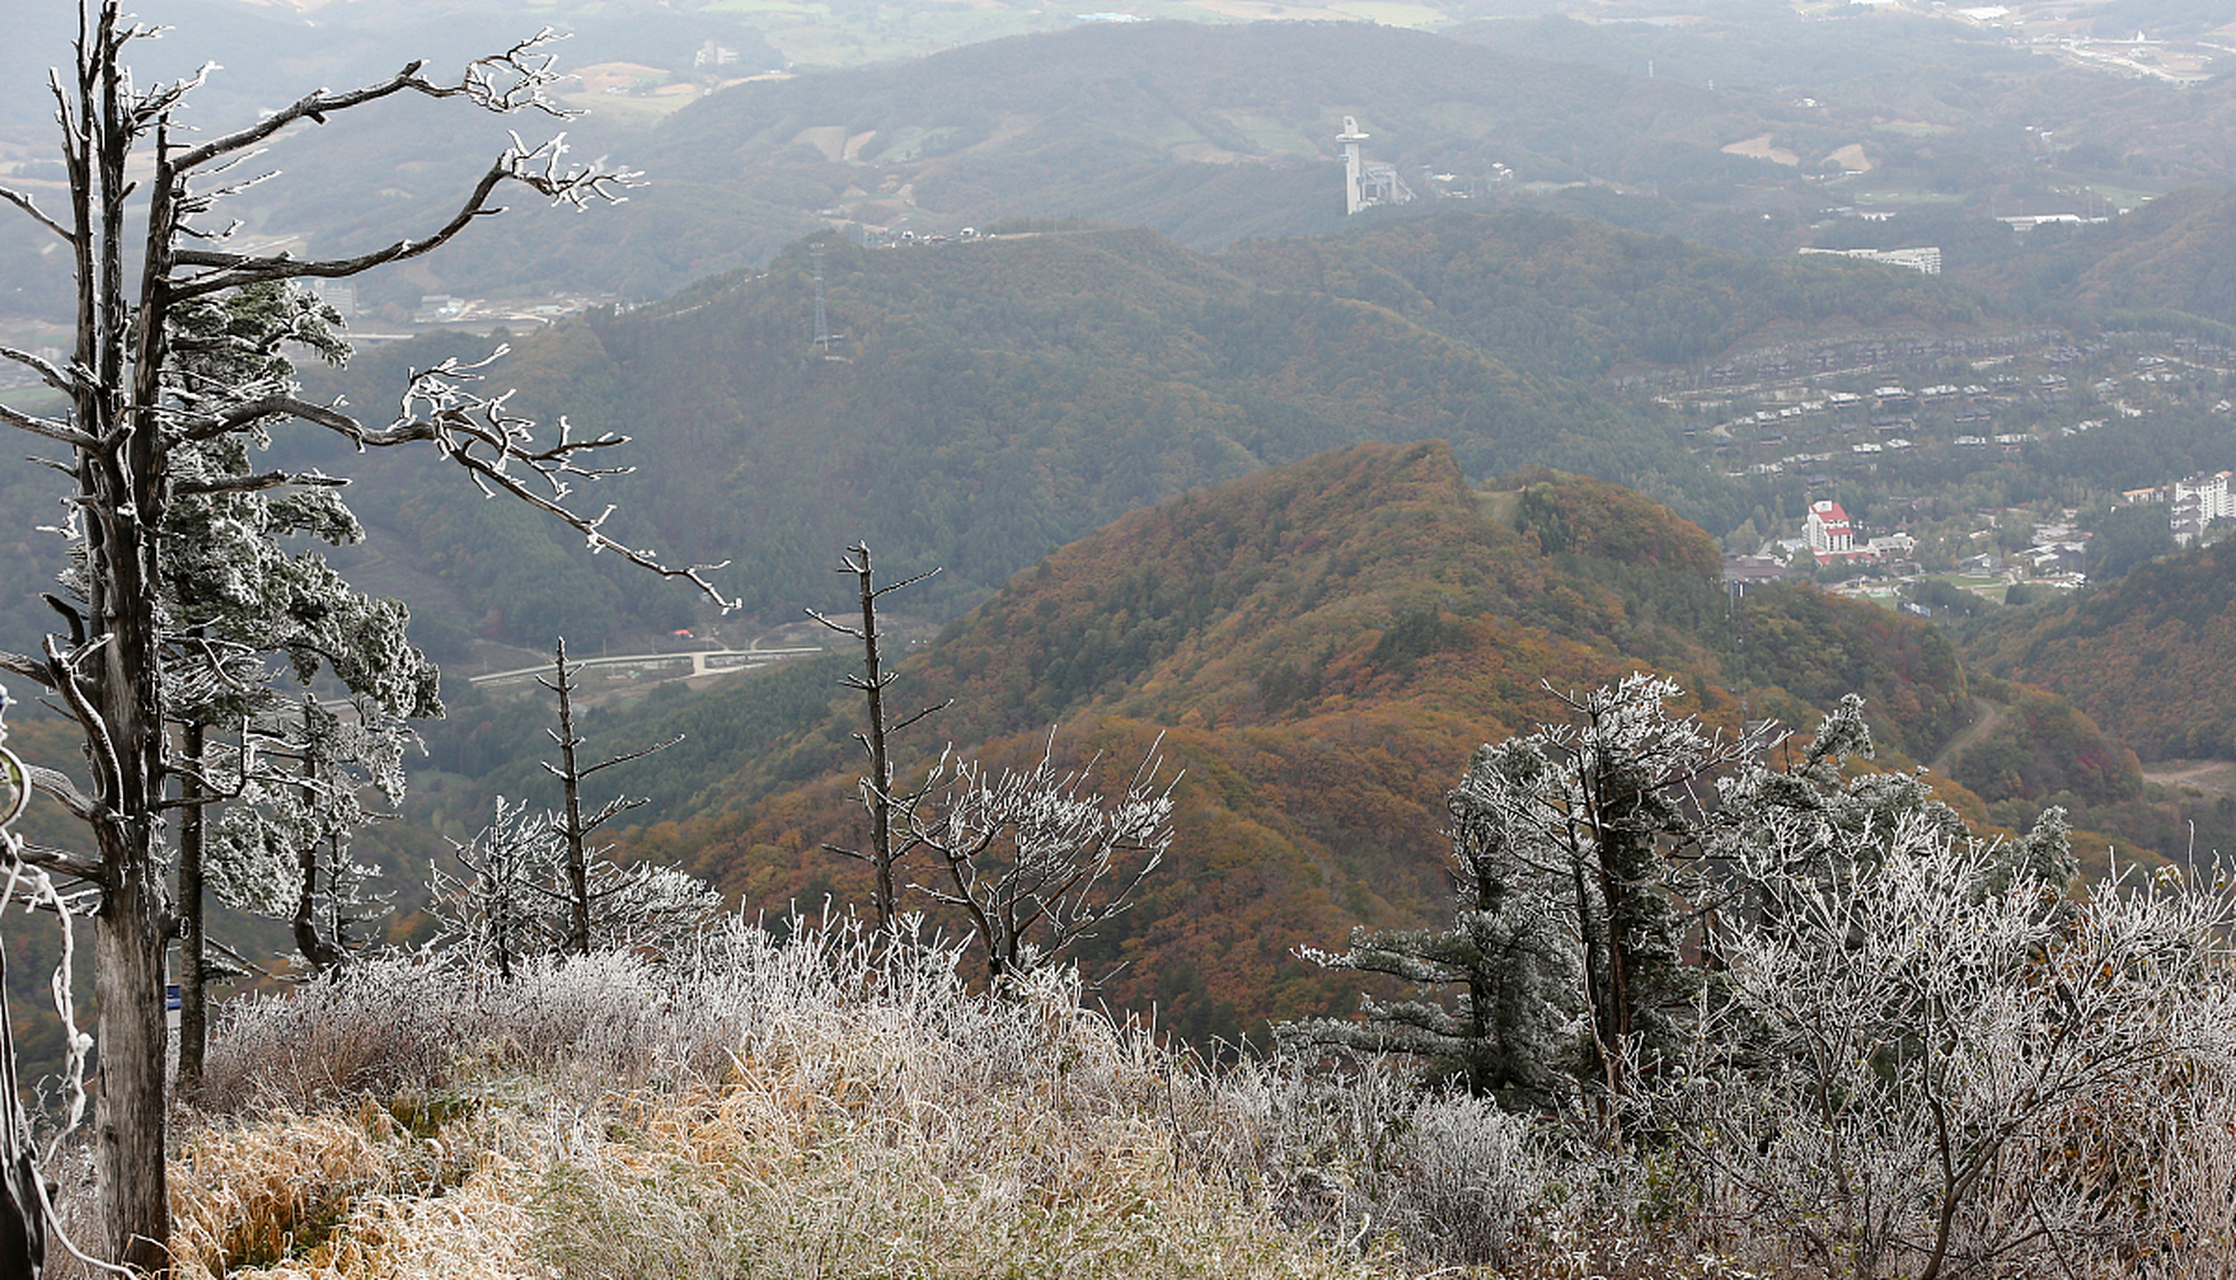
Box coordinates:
[148,904,2233,1280]
[162,922,1451,1280]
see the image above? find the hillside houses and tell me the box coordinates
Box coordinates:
[2123,470,2236,545]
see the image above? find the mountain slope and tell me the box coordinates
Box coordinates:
[635,441,1976,1043]
[1962,538,2236,761]
[301,210,2000,649]
[2070,187,2236,328]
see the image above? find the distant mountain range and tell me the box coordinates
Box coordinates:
[286,208,1997,652]
[6,7,2234,327]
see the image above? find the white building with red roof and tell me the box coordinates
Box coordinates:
[1806,499,1855,556]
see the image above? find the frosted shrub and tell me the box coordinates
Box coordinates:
[197,957,477,1113]
[1208,1060,1561,1268]
[199,950,688,1112]
[1650,841,2236,1280]
[1396,1093,1547,1266]
[198,910,1067,1115]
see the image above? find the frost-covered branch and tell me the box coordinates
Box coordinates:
[167,29,577,177]
[169,137,640,301]
[172,468,348,499]
[0,400,94,449]
[11,836,104,883]
[0,344,73,395]
[912,733,1174,986]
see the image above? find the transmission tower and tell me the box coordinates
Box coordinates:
[812,243,833,354]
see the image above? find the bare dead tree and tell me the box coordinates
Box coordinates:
[539,638,683,955]
[807,542,947,933]
[0,5,732,1269]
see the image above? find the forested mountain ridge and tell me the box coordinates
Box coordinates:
[2061,187,2236,328]
[1225,208,1993,371]
[300,210,2002,650]
[1962,538,2236,762]
[619,441,1985,1043]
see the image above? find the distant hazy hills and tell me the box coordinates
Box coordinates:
[7,8,2236,324]
[609,441,1981,1042]
[218,10,2236,309]
[419,19,1781,300]
[296,208,1998,649]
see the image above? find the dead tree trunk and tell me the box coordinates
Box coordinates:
[539,638,678,955]
[0,6,732,1267]
[807,543,946,933]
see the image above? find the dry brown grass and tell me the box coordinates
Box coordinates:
[159,929,1433,1279]
[162,976,1415,1280]
[164,909,2236,1280]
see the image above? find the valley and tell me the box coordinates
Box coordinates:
[6,4,2236,1273]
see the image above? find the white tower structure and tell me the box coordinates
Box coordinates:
[811,243,832,353]
[1337,115,1369,216]
[1336,116,1414,216]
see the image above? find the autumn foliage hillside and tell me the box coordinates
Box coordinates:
[646,442,1978,1044]
[1964,537,2236,762]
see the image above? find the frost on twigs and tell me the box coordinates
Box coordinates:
[0,5,720,1268]
[429,797,723,981]
[373,350,736,610]
[912,732,1177,989]
[458,29,581,117]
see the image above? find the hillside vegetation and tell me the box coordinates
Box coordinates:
[1963,538,2236,761]
[293,209,1997,649]
[113,728,2236,1280]
[612,442,1978,1044]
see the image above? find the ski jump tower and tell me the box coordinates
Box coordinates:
[1338,116,1371,216]
[1336,115,1415,216]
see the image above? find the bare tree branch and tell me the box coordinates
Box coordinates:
[167,30,576,177]
[0,184,73,242]
[169,159,510,299]
[538,733,683,779]
[0,651,56,691]
[42,636,121,814]
[12,837,105,883]
[22,765,107,833]
[173,393,363,441]
[0,400,96,449]
[0,345,73,395]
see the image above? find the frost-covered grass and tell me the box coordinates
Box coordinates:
[132,920,1706,1280]
[131,922,1467,1279]
[56,907,2236,1279]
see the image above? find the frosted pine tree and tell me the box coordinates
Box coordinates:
[1285,675,1761,1110]
[160,283,443,1083]
[1280,748,1581,1105]
[0,5,729,1263]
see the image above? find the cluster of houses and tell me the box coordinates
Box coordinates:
[1722,499,2091,604]
[1722,499,1919,588]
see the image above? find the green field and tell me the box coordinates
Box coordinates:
[1924,570,2010,601]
